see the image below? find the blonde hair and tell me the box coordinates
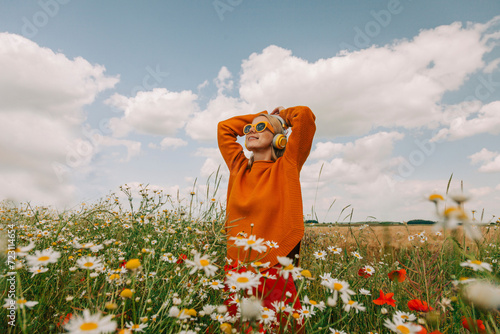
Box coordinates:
[247,113,287,169]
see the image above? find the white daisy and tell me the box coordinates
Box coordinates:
[394,310,416,323]
[26,249,61,267]
[460,259,492,272]
[125,321,148,332]
[3,298,38,310]
[184,252,218,277]
[63,309,117,334]
[384,317,422,334]
[277,256,302,279]
[76,256,103,270]
[313,250,327,260]
[226,271,261,290]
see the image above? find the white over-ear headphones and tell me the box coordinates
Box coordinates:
[270,115,287,150]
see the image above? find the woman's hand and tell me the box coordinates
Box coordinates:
[271,106,284,115]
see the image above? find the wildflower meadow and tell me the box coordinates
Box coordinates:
[1,179,499,333]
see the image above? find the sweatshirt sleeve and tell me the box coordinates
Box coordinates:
[217,112,264,171]
[280,106,316,171]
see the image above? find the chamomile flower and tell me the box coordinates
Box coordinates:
[77,256,103,270]
[233,235,268,253]
[303,296,326,311]
[277,256,302,279]
[384,317,422,334]
[298,305,315,319]
[184,252,218,277]
[209,279,224,290]
[351,251,363,259]
[265,240,279,249]
[28,266,48,277]
[341,294,366,313]
[162,253,176,263]
[14,241,35,257]
[125,322,148,332]
[259,307,276,325]
[226,271,261,290]
[460,259,492,272]
[329,329,347,334]
[394,310,416,322]
[26,249,61,267]
[313,250,327,260]
[63,309,117,334]
[328,246,342,254]
[3,298,38,310]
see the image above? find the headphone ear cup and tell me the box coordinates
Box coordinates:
[273,134,287,150]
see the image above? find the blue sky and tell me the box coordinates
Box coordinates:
[1,0,499,222]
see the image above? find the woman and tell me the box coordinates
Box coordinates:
[217,105,316,329]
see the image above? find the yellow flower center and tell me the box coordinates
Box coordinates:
[284,264,294,271]
[84,262,94,267]
[80,322,99,331]
[199,259,210,267]
[309,300,317,305]
[211,281,219,285]
[131,324,140,329]
[125,259,141,270]
[262,314,269,318]
[471,260,482,265]
[348,300,355,305]
[38,256,50,262]
[429,194,444,201]
[402,315,409,319]
[333,283,343,291]
[254,261,262,266]
[236,277,249,283]
[396,325,410,334]
[17,299,27,304]
[247,240,255,245]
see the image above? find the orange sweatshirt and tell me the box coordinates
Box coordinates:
[217,106,316,269]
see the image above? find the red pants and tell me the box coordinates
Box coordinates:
[224,265,303,333]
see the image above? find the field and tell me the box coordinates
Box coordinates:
[1,187,499,333]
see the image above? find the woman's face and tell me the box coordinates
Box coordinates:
[245,116,274,152]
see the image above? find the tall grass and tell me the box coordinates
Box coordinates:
[0,182,499,333]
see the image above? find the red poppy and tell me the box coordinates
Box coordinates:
[373,290,396,307]
[176,253,187,264]
[56,313,72,328]
[417,326,428,334]
[119,260,127,268]
[462,317,486,333]
[388,268,407,282]
[408,299,433,312]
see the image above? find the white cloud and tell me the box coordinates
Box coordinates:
[160,137,188,150]
[469,148,500,173]
[305,131,404,184]
[195,147,228,179]
[105,88,198,137]
[214,66,233,94]
[236,17,498,137]
[185,90,254,141]
[432,101,500,142]
[0,33,117,205]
